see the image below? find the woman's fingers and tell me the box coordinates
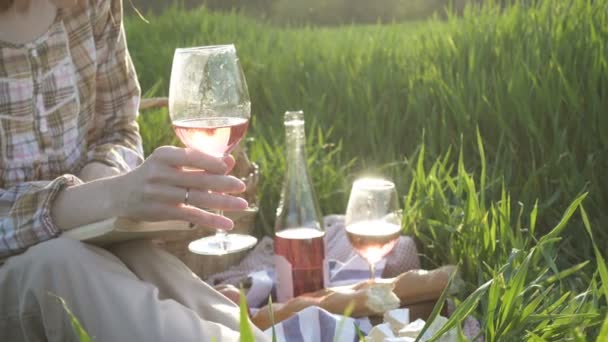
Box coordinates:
[223,154,236,174]
[142,202,234,230]
[153,146,228,174]
[215,284,241,304]
[148,163,246,194]
[165,204,234,230]
[164,169,246,194]
[125,146,250,229]
[188,190,249,211]
[143,184,248,211]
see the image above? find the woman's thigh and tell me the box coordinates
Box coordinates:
[108,239,261,337]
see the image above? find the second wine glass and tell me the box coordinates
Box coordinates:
[168,44,257,255]
[345,178,402,281]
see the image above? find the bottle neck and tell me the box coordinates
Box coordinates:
[284,123,307,166]
[276,111,324,233]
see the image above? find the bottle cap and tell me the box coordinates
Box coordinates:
[284,110,305,126]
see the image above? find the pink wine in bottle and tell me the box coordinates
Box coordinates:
[274,111,328,302]
[274,228,325,299]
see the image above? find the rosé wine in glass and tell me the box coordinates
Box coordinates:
[345,220,401,265]
[172,117,249,157]
[344,178,402,280]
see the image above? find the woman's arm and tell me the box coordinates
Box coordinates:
[0,175,83,258]
[0,146,248,258]
[52,147,246,231]
[78,162,122,182]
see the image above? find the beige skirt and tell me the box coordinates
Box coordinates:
[0,237,269,342]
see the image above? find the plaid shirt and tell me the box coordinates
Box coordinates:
[0,0,143,258]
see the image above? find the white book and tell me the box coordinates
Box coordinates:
[64,217,195,245]
[63,208,256,246]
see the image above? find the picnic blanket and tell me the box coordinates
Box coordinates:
[263,304,482,342]
[206,215,481,341]
[206,215,420,293]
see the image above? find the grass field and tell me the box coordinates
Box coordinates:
[126,0,608,340]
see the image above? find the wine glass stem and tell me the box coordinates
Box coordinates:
[369,262,376,281]
[216,154,230,251]
[216,209,229,251]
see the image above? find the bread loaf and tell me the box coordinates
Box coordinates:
[251,265,455,330]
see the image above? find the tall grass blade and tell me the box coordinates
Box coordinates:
[539,193,587,243]
[597,315,608,342]
[333,301,356,342]
[581,206,608,300]
[415,267,457,342]
[427,279,493,342]
[239,289,255,342]
[49,294,92,342]
[268,296,277,342]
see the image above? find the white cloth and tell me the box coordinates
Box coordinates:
[263,306,371,342]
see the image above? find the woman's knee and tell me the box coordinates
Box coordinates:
[25,237,89,266]
[109,238,157,255]
[1,238,98,313]
[107,239,165,265]
[13,237,119,279]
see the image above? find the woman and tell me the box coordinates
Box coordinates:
[0,0,269,340]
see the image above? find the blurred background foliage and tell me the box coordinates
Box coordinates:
[129,0,471,25]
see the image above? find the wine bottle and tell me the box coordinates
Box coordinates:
[274,110,328,302]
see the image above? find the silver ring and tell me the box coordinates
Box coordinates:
[184,188,190,206]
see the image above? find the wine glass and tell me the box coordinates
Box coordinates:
[168,44,257,255]
[345,178,402,280]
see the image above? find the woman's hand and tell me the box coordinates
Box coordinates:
[52,146,246,232]
[215,284,241,305]
[114,146,247,230]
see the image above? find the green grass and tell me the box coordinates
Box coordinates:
[53,294,92,342]
[125,0,608,340]
[406,146,604,340]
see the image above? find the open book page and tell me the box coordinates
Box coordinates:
[63,218,195,245]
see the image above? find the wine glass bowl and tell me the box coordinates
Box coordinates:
[169,45,250,157]
[345,178,402,280]
[168,44,257,255]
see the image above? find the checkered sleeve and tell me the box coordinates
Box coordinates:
[87,0,143,172]
[0,175,83,258]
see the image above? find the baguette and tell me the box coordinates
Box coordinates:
[390,265,455,305]
[251,265,455,330]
